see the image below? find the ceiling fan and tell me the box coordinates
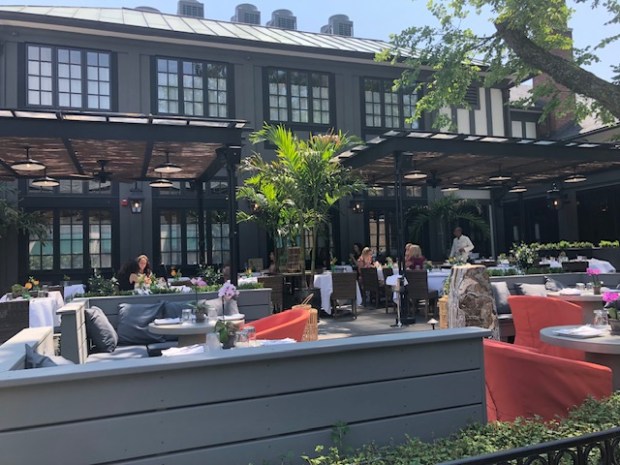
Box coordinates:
[70,159,113,183]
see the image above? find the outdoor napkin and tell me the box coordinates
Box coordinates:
[559,288,582,295]
[153,317,181,325]
[554,325,604,337]
[161,344,205,356]
[219,313,245,321]
[256,338,297,346]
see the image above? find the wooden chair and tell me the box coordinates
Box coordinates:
[0,300,29,344]
[257,275,285,313]
[360,267,385,309]
[330,272,358,318]
[382,267,395,313]
[405,270,438,319]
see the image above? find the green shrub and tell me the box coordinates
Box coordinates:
[303,393,620,464]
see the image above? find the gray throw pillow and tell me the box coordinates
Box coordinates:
[490,281,512,315]
[117,302,166,345]
[25,344,75,368]
[163,300,193,319]
[85,306,118,353]
[515,283,548,297]
[544,276,565,292]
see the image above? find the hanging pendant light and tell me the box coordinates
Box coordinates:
[488,164,511,182]
[31,169,59,188]
[154,150,182,175]
[440,185,459,192]
[564,173,587,183]
[149,175,173,188]
[508,184,527,193]
[11,146,46,172]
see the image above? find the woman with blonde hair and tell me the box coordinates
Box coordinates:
[356,247,374,269]
[406,244,426,270]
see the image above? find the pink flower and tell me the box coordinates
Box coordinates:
[587,268,601,276]
[218,280,239,299]
[603,291,620,304]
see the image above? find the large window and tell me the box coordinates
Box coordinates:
[160,210,182,266]
[211,210,230,265]
[363,78,419,131]
[266,68,331,126]
[28,209,114,272]
[155,58,230,117]
[26,44,112,110]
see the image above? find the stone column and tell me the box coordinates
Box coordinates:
[447,265,499,339]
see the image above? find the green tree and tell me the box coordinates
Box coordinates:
[377,0,620,128]
[248,124,365,285]
[407,195,489,256]
[0,183,48,241]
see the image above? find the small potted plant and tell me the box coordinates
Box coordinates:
[603,292,620,335]
[214,320,237,349]
[587,268,602,295]
[11,284,23,299]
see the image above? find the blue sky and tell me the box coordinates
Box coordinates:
[1,0,616,81]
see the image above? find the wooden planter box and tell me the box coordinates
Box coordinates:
[438,295,449,329]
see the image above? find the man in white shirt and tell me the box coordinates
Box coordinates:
[449,227,474,263]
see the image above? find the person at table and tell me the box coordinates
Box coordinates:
[349,242,363,268]
[129,254,152,287]
[266,251,277,274]
[407,244,427,270]
[357,247,375,269]
[449,227,474,263]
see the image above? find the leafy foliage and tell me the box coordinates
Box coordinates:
[376,0,620,128]
[0,183,49,241]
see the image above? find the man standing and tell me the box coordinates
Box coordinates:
[450,227,474,263]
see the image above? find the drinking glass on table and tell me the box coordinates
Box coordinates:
[181,308,192,325]
[245,325,257,347]
[593,310,609,330]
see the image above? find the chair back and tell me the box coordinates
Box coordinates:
[561,261,588,272]
[382,267,394,279]
[405,270,429,299]
[257,275,285,312]
[247,257,264,271]
[0,300,29,344]
[331,272,358,300]
[360,267,380,291]
[248,308,310,342]
[508,295,585,360]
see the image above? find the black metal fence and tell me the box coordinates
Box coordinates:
[440,427,620,465]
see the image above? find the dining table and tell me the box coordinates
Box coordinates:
[540,325,620,390]
[313,271,362,315]
[0,291,65,328]
[547,290,614,324]
[148,314,245,347]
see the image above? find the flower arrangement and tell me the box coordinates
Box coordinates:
[88,269,119,296]
[218,280,239,300]
[587,268,601,287]
[511,242,538,271]
[170,267,182,280]
[25,276,40,291]
[603,292,620,319]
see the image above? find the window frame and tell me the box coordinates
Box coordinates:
[152,56,234,118]
[360,76,421,134]
[20,42,117,111]
[263,67,335,130]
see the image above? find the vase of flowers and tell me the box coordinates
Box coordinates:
[218,280,239,316]
[603,291,620,335]
[587,267,602,294]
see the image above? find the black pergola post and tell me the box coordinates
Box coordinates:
[393,150,411,326]
[225,145,242,286]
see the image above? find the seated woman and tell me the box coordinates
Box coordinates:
[356,247,374,270]
[129,254,152,288]
[406,244,427,270]
[267,251,277,274]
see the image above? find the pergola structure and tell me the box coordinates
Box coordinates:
[337,129,620,325]
[0,109,249,284]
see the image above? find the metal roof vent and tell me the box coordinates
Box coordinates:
[177,0,204,18]
[134,6,161,13]
[266,9,297,30]
[321,14,353,36]
[231,3,261,25]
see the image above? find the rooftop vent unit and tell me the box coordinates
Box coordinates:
[231,3,260,25]
[320,14,353,37]
[134,6,161,13]
[177,0,204,18]
[266,9,297,30]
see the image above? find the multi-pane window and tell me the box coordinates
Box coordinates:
[160,211,182,266]
[59,210,84,269]
[89,211,112,269]
[156,58,229,117]
[28,212,54,271]
[27,44,112,110]
[211,210,230,265]
[186,211,200,265]
[267,68,331,125]
[363,78,419,130]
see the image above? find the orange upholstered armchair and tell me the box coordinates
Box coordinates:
[484,339,612,422]
[248,308,310,342]
[508,295,585,360]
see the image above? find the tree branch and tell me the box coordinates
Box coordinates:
[495,21,620,120]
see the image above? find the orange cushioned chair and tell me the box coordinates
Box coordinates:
[508,295,585,360]
[248,308,310,342]
[484,339,612,422]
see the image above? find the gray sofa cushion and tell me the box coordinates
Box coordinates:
[25,345,75,368]
[117,302,166,345]
[544,276,565,292]
[515,283,548,296]
[86,345,149,363]
[85,306,118,353]
[491,281,511,315]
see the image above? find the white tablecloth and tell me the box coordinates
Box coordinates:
[427,270,452,293]
[0,291,64,327]
[64,283,86,300]
[238,276,258,285]
[313,272,362,315]
[589,258,616,273]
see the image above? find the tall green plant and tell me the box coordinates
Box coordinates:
[0,183,48,241]
[247,124,365,285]
[407,195,489,256]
